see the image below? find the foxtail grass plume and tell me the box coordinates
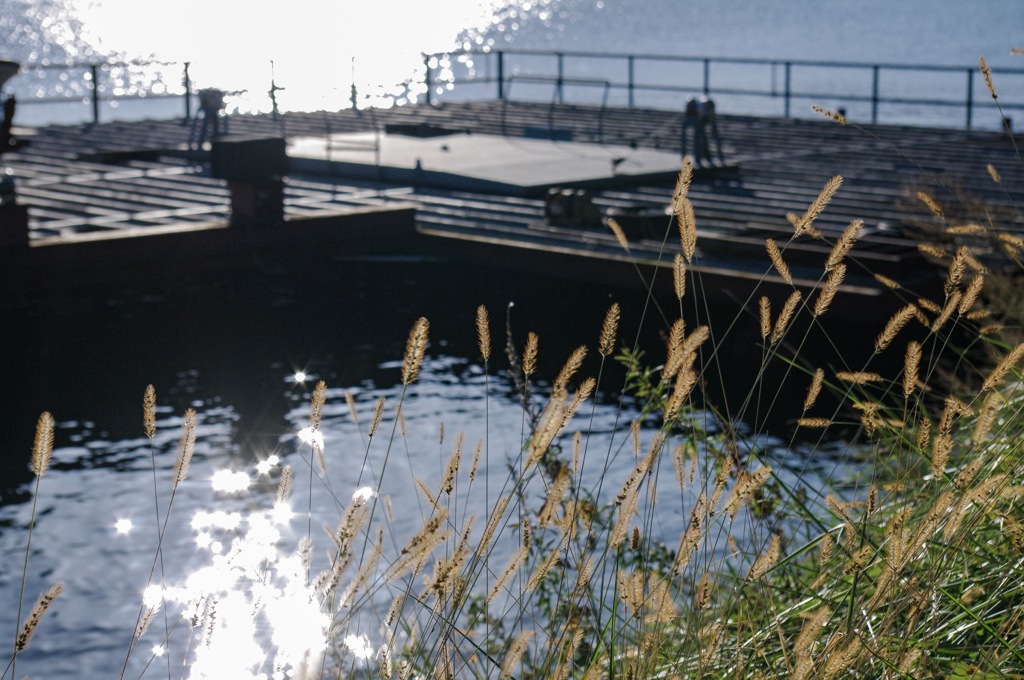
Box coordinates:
[874,273,901,290]
[344,390,359,425]
[673,253,687,299]
[982,342,1024,391]
[606,217,629,249]
[694,572,713,611]
[172,408,197,489]
[469,438,482,481]
[959,274,984,314]
[31,411,54,477]
[522,331,539,379]
[794,605,832,656]
[677,197,697,262]
[672,156,694,210]
[932,433,952,478]
[309,379,327,432]
[903,341,922,398]
[476,305,491,361]
[987,163,1001,184]
[945,223,987,236]
[765,238,793,284]
[369,396,386,438]
[143,384,156,438]
[553,345,587,395]
[441,432,464,495]
[15,582,63,651]
[980,56,997,99]
[487,547,527,605]
[723,466,773,518]
[759,296,771,339]
[401,317,429,385]
[770,290,802,344]
[875,304,918,352]
[812,105,848,125]
[803,368,824,411]
[917,191,944,218]
[814,263,845,316]
[664,318,687,378]
[973,391,1002,442]
[836,370,883,384]
[276,465,294,503]
[599,302,620,357]
[561,377,596,430]
[747,533,781,580]
[499,630,534,679]
[794,175,842,237]
[944,246,968,297]
[931,290,961,332]
[918,243,947,259]
[826,219,862,271]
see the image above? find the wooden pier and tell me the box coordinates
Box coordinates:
[1,100,1021,313]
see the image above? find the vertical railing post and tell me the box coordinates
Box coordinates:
[784,61,792,118]
[627,55,635,108]
[423,54,433,107]
[556,52,564,103]
[871,64,880,124]
[497,50,505,101]
[702,58,710,96]
[90,63,100,124]
[182,61,192,122]
[965,67,974,130]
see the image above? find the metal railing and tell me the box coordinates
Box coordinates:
[3,60,194,125]
[3,51,1022,130]
[422,48,1024,130]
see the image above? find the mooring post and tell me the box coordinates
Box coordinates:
[965,67,974,130]
[871,65,880,124]
[556,52,564,104]
[497,51,505,101]
[703,58,710,96]
[183,62,192,122]
[90,63,99,124]
[423,54,432,107]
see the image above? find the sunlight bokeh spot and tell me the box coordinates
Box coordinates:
[343,633,374,661]
[114,517,133,534]
[297,427,325,449]
[211,469,251,493]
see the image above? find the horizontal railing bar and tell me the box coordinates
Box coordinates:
[439,75,1024,112]
[433,47,1024,75]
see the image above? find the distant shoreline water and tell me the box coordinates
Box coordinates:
[2,0,1021,128]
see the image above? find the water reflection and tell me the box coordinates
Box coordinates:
[0,255,863,676]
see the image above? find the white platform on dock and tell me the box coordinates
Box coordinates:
[286,131,684,196]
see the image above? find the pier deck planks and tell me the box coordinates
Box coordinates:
[1,100,1020,285]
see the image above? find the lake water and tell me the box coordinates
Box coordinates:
[2,0,1022,127]
[0,0,1007,676]
[0,258,858,678]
